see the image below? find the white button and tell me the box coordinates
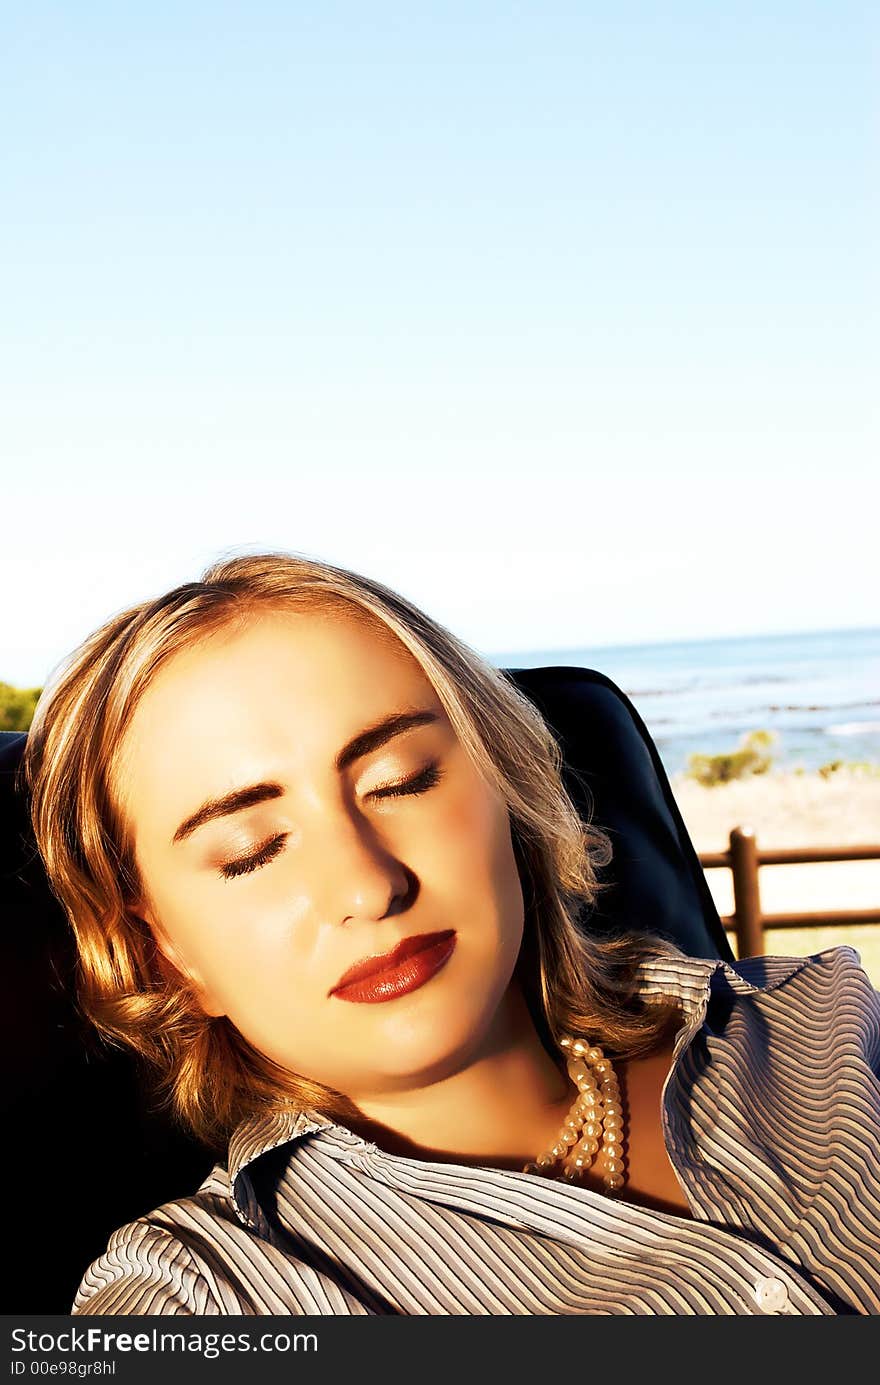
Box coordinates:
[753,1276,789,1313]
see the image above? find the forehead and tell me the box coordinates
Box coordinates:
[114,608,442,813]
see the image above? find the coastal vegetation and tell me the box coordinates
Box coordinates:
[0,681,42,732]
[815,759,880,778]
[685,729,776,787]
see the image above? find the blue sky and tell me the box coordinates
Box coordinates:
[2,2,876,686]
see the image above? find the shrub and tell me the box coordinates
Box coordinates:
[0,682,42,732]
[686,729,776,788]
[818,759,880,778]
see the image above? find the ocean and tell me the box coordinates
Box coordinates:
[488,625,880,779]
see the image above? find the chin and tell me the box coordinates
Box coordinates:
[358,995,505,1089]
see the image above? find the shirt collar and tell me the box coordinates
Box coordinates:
[226,947,816,1227]
[633,947,811,1021]
[228,1104,331,1193]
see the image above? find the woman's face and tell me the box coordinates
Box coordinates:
[116,606,526,1104]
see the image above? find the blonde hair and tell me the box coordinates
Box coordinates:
[22,551,685,1155]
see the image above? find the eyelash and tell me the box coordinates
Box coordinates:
[219,761,444,881]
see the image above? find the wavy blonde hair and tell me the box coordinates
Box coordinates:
[22,551,685,1155]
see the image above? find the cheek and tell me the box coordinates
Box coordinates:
[151,878,316,1015]
[433,778,523,920]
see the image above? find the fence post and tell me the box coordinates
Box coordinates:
[730,826,764,958]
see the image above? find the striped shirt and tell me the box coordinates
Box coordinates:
[71,945,880,1316]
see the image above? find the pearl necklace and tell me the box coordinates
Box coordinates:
[521,1036,627,1192]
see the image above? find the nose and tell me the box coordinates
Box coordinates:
[312,808,413,927]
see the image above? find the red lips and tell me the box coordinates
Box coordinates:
[327,930,457,997]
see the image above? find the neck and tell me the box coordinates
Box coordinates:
[342,984,576,1171]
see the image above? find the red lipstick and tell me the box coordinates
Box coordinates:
[329,930,457,1004]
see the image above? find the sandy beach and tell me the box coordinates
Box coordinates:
[670,767,880,986]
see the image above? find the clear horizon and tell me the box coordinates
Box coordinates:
[489,620,880,663]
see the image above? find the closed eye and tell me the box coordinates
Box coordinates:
[368,760,444,801]
[220,833,288,881]
[219,762,444,880]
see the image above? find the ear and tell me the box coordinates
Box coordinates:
[134,902,227,1019]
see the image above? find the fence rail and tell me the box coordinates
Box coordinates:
[698,827,880,958]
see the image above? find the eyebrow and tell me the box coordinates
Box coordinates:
[171,707,441,845]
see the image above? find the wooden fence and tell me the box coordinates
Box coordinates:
[698,827,880,958]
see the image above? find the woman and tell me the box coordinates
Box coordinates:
[23,552,880,1315]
